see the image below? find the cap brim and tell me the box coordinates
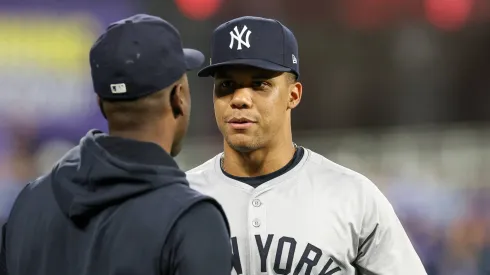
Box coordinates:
[197,59,292,77]
[184,48,205,71]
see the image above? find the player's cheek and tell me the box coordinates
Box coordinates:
[214,111,227,133]
[213,104,223,121]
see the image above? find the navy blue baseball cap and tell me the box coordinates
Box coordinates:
[90,14,205,101]
[198,16,299,78]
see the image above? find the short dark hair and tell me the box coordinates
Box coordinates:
[285,72,298,84]
[101,88,169,132]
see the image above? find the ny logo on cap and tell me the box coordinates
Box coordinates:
[229,25,251,50]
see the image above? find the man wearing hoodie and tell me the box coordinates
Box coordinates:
[0,14,232,275]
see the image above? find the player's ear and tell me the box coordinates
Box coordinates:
[169,84,185,118]
[287,81,302,110]
[170,74,191,119]
[97,96,107,119]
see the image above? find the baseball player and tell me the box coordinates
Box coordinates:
[187,16,427,275]
[0,14,232,275]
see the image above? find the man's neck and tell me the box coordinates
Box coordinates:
[109,129,172,154]
[222,139,296,177]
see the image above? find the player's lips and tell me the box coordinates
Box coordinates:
[226,117,256,130]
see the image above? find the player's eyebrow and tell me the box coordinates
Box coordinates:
[214,71,233,79]
[255,68,285,78]
[251,75,274,80]
[214,74,231,80]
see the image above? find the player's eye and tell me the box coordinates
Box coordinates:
[214,81,235,98]
[251,81,269,90]
[219,81,234,88]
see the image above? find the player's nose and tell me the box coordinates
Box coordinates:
[230,88,253,109]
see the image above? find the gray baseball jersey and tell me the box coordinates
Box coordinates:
[187,148,427,275]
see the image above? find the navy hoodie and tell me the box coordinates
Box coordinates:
[0,130,231,275]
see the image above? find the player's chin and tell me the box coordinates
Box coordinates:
[225,134,260,152]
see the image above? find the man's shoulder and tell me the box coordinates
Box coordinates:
[300,149,391,215]
[186,153,221,175]
[303,148,378,192]
[185,153,221,187]
[12,173,51,205]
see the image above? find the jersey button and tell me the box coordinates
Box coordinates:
[252,219,261,227]
[252,199,262,207]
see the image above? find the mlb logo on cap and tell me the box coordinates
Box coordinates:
[110,83,127,94]
[198,16,300,78]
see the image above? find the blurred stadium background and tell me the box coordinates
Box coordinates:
[0,0,489,273]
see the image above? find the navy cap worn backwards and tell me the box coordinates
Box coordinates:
[198,16,299,78]
[90,14,205,101]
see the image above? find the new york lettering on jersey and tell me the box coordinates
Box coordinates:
[231,234,342,275]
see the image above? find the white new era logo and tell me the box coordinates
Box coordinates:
[110,83,126,94]
[229,25,251,50]
[292,54,297,64]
